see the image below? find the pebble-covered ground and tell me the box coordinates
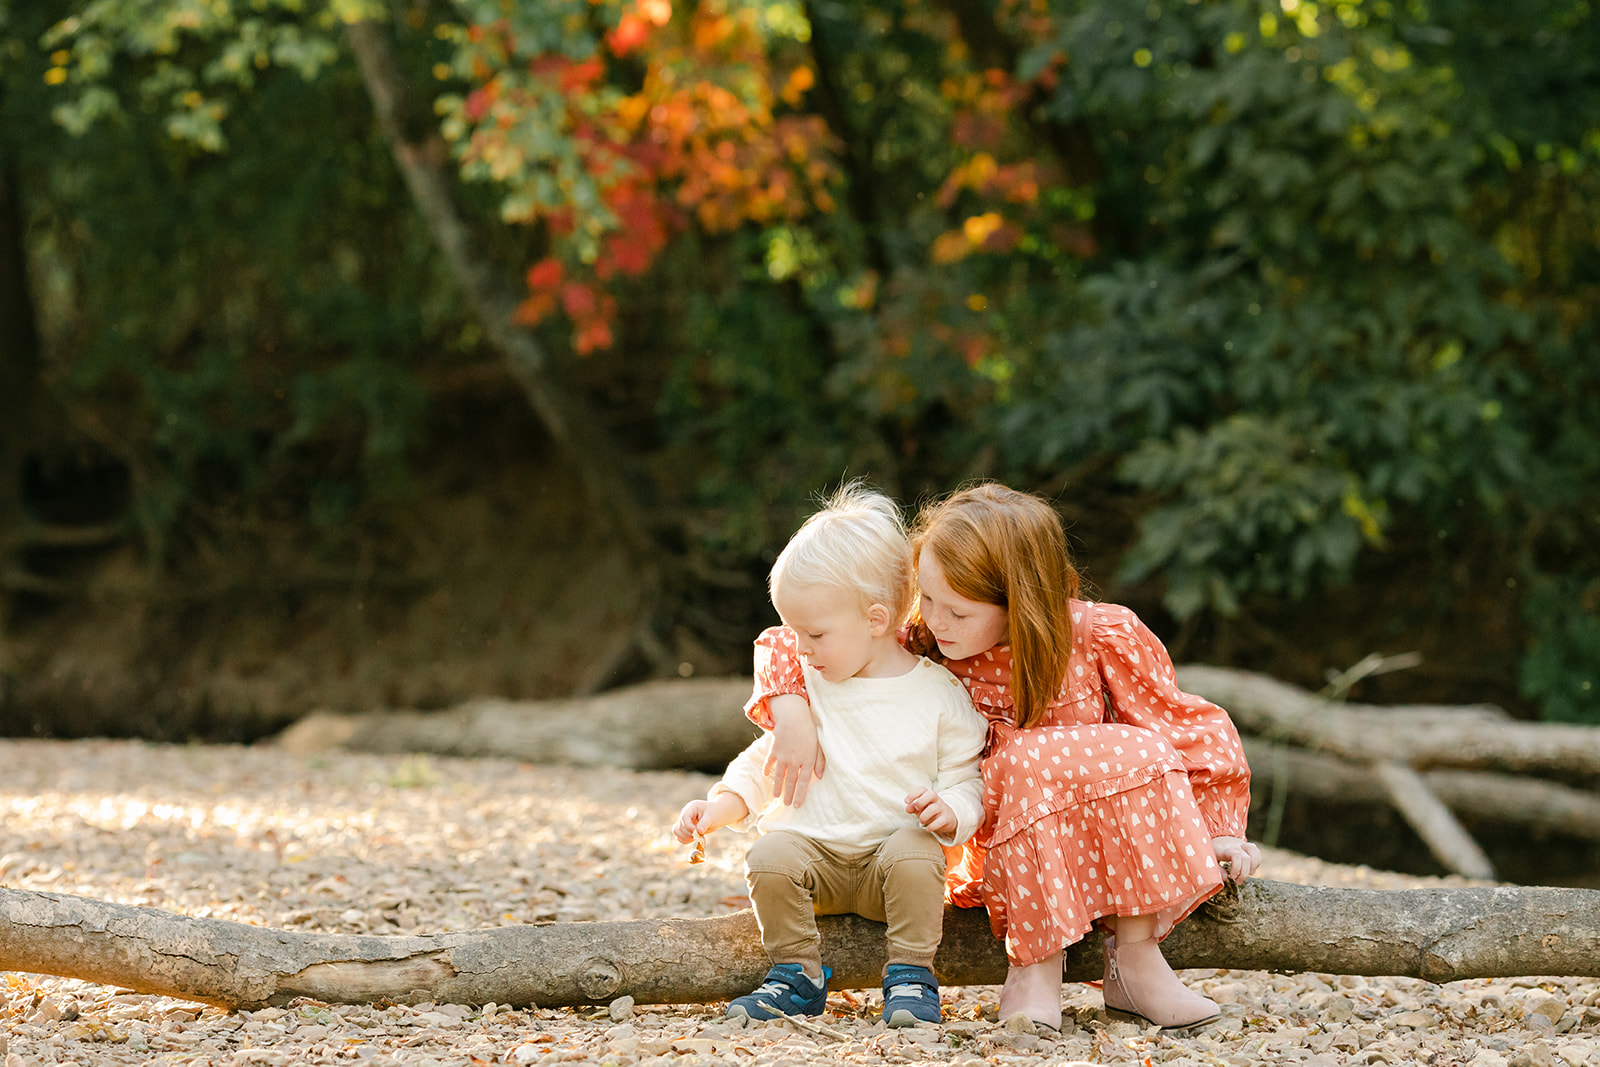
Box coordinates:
[2,738,1597,1066]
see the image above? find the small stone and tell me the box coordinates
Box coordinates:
[1526,997,1566,1027]
[1324,996,1355,1023]
[507,1044,542,1066]
[1000,1011,1037,1035]
[608,995,634,1021]
[1557,1044,1593,1067]
[1510,1044,1560,1067]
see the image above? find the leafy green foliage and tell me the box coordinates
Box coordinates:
[1520,577,1600,724]
[6,0,1598,719]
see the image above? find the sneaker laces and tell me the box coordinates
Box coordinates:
[755,973,818,1000]
[887,981,932,1001]
[751,978,789,999]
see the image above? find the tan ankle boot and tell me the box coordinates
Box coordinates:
[1102,934,1220,1031]
[997,953,1062,1032]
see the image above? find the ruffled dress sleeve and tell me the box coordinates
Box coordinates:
[744,625,809,729]
[1092,605,1251,840]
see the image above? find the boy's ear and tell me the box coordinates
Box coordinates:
[866,602,893,636]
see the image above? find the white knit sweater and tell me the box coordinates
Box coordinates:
[712,656,987,850]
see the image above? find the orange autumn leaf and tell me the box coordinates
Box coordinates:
[513,290,557,326]
[930,230,971,264]
[780,65,815,106]
[574,318,614,354]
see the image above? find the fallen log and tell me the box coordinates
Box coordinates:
[1245,739,1600,842]
[2,882,1597,1010]
[274,678,756,770]
[1178,665,1600,779]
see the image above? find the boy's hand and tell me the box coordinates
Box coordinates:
[763,694,826,808]
[904,787,957,836]
[673,794,749,843]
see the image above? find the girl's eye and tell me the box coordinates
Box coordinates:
[950,612,965,621]
[809,633,824,640]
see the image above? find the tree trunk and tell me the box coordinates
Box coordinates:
[275,678,758,769]
[3,881,1596,1011]
[0,142,43,686]
[342,18,674,679]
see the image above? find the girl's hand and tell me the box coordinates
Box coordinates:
[904,787,957,836]
[1211,835,1262,884]
[762,694,826,807]
[673,794,749,843]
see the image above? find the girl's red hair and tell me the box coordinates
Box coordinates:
[909,484,1079,729]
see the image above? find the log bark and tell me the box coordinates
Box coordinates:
[275,678,757,770]
[3,882,1598,1010]
[1178,664,1600,778]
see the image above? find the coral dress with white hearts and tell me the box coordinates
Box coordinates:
[746,600,1252,967]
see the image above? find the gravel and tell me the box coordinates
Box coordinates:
[2,738,1597,1066]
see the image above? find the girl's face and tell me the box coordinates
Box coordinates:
[774,583,889,681]
[917,547,1009,661]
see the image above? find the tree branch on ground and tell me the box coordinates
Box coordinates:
[3,882,1596,1011]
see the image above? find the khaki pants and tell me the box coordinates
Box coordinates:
[744,827,947,979]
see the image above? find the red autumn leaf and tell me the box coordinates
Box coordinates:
[560,57,604,91]
[526,258,563,290]
[560,282,597,318]
[464,86,494,122]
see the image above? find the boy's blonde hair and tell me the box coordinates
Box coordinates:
[770,482,915,625]
[907,483,1079,729]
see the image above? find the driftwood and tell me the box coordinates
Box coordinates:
[1243,739,1600,841]
[275,678,756,770]
[1176,665,1600,779]
[2,881,1598,1010]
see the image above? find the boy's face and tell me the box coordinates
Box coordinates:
[773,583,883,681]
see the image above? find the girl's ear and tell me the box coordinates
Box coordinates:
[866,602,893,636]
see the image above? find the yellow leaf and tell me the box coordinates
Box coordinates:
[962,212,1003,244]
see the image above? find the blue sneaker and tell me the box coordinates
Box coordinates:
[882,964,941,1027]
[727,963,830,1023]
